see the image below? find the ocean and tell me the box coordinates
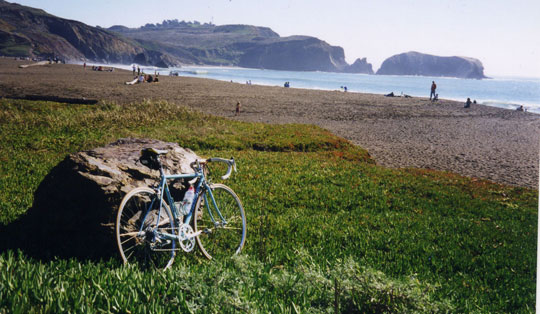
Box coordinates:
[125,64,540,114]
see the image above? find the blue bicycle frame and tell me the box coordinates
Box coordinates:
[140,162,227,243]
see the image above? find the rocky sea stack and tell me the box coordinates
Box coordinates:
[376,51,487,79]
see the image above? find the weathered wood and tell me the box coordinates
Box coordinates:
[6,95,98,104]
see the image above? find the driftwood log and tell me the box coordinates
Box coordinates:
[1,138,200,260]
[5,95,99,104]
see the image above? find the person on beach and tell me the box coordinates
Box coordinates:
[235,101,241,116]
[83,62,86,70]
[517,105,524,111]
[132,65,136,75]
[464,98,472,108]
[430,81,437,100]
[137,66,140,76]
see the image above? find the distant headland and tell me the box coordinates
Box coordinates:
[376,51,487,79]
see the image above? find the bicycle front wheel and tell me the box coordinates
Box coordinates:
[116,187,176,270]
[193,184,246,260]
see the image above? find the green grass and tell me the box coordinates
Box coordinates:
[0,99,536,313]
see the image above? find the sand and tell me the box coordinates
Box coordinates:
[1,58,539,189]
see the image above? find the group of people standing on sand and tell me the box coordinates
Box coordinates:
[430,81,526,111]
[83,63,113,72]
[124,65,160,85]
[430,80,478,109]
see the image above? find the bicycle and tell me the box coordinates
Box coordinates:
[116,148,246,269]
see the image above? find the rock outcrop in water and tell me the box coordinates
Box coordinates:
[376,51,487,79]
[343,58,374,74]
[0,138,199,260]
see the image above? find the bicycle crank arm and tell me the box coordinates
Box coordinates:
[184,230,203,239]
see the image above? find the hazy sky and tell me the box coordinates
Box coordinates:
[10,0,540,77]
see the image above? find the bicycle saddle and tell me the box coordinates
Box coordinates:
[142,147,168,155]
[140,148,167,170]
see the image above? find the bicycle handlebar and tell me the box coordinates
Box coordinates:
[208,157,236,180]
[190,157,236,180]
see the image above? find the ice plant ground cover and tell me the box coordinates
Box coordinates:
[0,99,536,313]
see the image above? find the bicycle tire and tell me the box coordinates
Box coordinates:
[193,183,246,260]
[116,187,176,270]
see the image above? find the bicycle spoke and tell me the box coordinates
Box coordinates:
[193,184,246,260]
[116,188,176,270]
[120,235,139,245]
[126,250,135,261]
[123,244,137,253]
[119,231,139,237]
[220,226,244,230]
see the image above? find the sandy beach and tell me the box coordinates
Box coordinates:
[1,58,539,189]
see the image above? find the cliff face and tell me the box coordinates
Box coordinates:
[110,23,374,74]
[342,58,374,74]
[235,36,351,72]
[0,0,179,66]
[376,51,486,79]
[0,0,374,72]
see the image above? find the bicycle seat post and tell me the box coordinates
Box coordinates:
[157,155,165,177]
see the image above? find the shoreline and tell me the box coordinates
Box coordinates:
[68,60,540,114]
[187,69,540,113]
[1,58,539,189]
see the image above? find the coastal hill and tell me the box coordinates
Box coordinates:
[108,21,374,74]
[0,1,486,77]
[0,0,373,73]
[0,0,178,67]
[376,51,487,79]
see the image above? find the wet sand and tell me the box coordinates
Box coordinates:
[1,58,539,188]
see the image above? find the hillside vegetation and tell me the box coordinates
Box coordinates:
[0,99,536,313]
[0,0,178,66]
[110,20,374,73]
[0,1,373,72]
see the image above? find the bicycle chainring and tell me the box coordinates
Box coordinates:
[178,224,196,252]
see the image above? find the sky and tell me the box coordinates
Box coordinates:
[9,0,540,77]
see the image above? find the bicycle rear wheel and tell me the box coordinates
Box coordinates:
[193,183,246,260]
[116,187,176,270]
